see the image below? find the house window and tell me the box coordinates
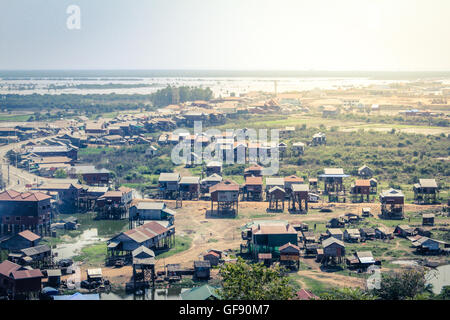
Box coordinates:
[5,216,10,221]
[15,217,21,221]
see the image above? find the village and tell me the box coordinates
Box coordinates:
[0,79,449,301]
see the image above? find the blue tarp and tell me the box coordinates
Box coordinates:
[42,287,59,295]
[53,292,100,300]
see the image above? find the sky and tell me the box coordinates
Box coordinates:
[0,0,449,71]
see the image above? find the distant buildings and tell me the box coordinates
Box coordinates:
[28,145,78,160]
[68,165,111,186]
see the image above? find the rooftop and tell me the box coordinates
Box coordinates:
[0,190,51,202]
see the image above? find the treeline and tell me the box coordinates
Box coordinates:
[151,86,214,107]
[0,86,214,115]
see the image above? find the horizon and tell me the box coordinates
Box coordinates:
[1,0,450,71]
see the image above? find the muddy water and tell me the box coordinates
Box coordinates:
[53,228,105,260]
[427,264,450,295]
[99,287,190,300]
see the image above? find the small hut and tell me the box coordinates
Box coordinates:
[267,186,286,211]
[289,184,309,213]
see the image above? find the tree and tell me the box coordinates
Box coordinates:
[436,286,450,300]
[372,268,430,300]
[217,257,296,300]
[320,287,377,300]
[54,169,68,179]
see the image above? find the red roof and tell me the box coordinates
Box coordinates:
[296,289,319,300]
[245,176,263,186]
[279,242,301,252]
[284,175,304,183]
[355,180,371,187]
[205,251,220,258]
[0,260,21,277]
[0,190,51,202]
[11,269,44,280]
[124,221,169,242]
[210,180,240,193]
[18,230,41,242]
[244,165,262,172]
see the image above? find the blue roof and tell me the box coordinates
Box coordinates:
[42,287,59,295]
[53,292,100,300]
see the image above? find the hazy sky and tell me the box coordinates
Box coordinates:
[1,0,450,70]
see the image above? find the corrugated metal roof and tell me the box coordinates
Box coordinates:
[159,172,180,182]
[266,177,285,186]
[380,188,404,198]
[292,184,309,192]
[322,237,345,248]
[181,285,219,300]
[179,176,200,185]
[12,269,43,280]
[0,260,21,277]
[245,176,263,185]
[323,168,344,175]
[18,230,41,242]
[419,179,438,188]
[21,244,51,256]
[135,202,165,210]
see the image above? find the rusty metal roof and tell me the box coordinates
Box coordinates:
[210,180,239,192]
[0,260,21,277]
[18,230,41,242]
[245,176,263,186]
[11,269,43,280]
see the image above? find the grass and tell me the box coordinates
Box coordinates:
[155,235,192,260]
[78,147,115,156]
[72,242,107,266]
[0,114,31,122]
[291,274,333,295]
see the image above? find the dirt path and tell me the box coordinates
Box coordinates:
[71,199,445,289]
[299,270,365,288]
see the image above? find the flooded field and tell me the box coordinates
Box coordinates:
[53,228,105,260]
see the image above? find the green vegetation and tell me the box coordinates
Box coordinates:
[155,235,192,260]
[319,268,439,300]
[217,257,296,300]
[54,168,68,179]
[1,86,213,118]
[78,145,175,192]
[320,287,377,300]
[73,242,107,266]
[373,268,433,300]
[0,113,33,122]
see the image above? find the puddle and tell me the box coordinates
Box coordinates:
[391,260,420,266]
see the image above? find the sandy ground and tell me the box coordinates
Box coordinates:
[71,200,446,289]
